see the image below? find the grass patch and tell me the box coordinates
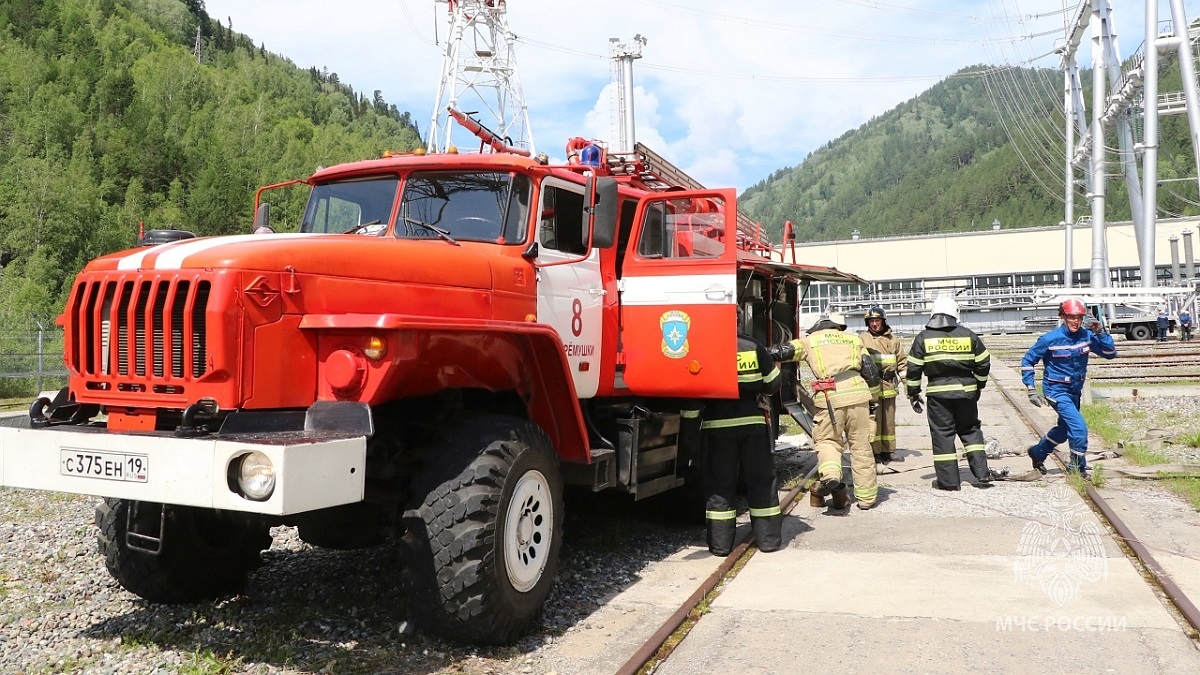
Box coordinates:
[1122,444,1171,466]
[178,649,240,675]
[1163,478,1200,510]
[1178,431,1200,449]
[1081,403,1125,445]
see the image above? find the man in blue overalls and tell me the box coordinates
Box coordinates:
[1022,298,1117,478]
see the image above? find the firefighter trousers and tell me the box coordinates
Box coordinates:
[703,425,782,555]
[926,397,989,488]
[812,401,876,507]
[871,395,897,455]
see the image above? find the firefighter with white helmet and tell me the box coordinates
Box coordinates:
[906,295,993,490]
[1021,297,1117,479]
[770,311,882,510]
[859,305,907,464]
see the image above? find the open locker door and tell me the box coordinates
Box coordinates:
[618,189,739,398]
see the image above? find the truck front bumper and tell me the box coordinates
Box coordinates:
[0,425,366,516]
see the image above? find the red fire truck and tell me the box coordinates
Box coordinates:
[0,112,861,644]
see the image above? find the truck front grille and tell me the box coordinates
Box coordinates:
[71,275,211,380]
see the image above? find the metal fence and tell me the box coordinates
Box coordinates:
[0,328,68,402]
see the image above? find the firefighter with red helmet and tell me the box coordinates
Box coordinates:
[906,295,993,490]
[859,305,907,464]
[770,312,881,510]
[694,327,784,556]
[1022,297,1117,479]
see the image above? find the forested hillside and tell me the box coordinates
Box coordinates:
[0,0,421,324]
[741,64,1200,243]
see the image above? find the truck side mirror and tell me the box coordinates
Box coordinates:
[253,202,273,233]
[584,176,618,249]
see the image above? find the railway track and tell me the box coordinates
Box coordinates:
[615,363,1200,675]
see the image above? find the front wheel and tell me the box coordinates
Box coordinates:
[401,415,563,644]
[96,499,272,603]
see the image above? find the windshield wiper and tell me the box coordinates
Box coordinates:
[403,216,460,246]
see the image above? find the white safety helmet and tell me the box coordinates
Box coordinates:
[826,311,847,328]
[930,295,959,320]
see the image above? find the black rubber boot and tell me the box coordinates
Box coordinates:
[966,450,991,484]
[752,514,782,552]
[931,479,961,492]
[814,477,844,497]
[830,488,851,509]
[1027,445,1047,475]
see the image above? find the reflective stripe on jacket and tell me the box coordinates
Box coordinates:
[783,329,872,408]
[859,327,907,399]
[906,323,990,399]
[1021,324,1116,394]
[703,333,782,430]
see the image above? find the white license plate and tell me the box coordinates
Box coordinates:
[60,448,149,483]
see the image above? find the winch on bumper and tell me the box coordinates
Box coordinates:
[0,402,368,516]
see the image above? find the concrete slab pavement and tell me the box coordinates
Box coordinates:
[657,365,1200,673]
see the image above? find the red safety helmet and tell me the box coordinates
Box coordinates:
[1059,297,1087,316]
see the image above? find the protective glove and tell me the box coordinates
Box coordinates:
[1085,316,1105,333]
[767,342,796,361]
[1027,387,1044,408]
[908,393,924,414]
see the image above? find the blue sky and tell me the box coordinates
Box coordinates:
[201,1,1187,192]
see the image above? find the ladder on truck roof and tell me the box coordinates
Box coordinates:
[605,142,775,257]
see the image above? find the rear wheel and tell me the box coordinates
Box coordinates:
[401,415,563,644]
[96,499,272,603]
[1128,324,1152,341]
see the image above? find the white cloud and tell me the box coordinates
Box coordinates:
[201,0,1194,192]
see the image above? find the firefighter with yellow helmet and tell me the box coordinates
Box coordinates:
[770,312,882,510]
[859,305,907,464]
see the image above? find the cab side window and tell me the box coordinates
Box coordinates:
[539,185,586,255]
[636,196,726,259]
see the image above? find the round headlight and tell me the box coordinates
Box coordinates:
[237,451,275,501]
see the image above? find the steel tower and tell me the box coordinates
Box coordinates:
[426,0,535,154]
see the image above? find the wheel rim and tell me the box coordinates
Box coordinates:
[503,468,554,593]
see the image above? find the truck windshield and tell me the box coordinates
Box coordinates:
[398,171,527,244]
[300,177,399,234]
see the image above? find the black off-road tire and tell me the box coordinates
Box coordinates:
[1128,324,1153,341]
[401,415,564,644]
[95,499,272,604]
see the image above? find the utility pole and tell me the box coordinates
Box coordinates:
[609,35,646,154]
[427,0,534,155]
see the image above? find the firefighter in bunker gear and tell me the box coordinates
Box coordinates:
[1022,297,1117,478]
[769,312,878,510]
[694,331,784,556]
[906,296,992,491]
[859,306,907,464]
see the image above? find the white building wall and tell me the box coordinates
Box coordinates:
[784,218,1200,281]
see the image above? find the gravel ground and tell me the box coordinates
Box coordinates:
[0,486,704,675]
[1100,395,1200,463]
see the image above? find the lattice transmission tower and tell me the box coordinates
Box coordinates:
[426,0,535,154]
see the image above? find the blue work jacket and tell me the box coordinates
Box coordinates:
[1021,325,1117,395]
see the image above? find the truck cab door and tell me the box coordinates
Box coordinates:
[534,177,603,398]
[618,189,738,398]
